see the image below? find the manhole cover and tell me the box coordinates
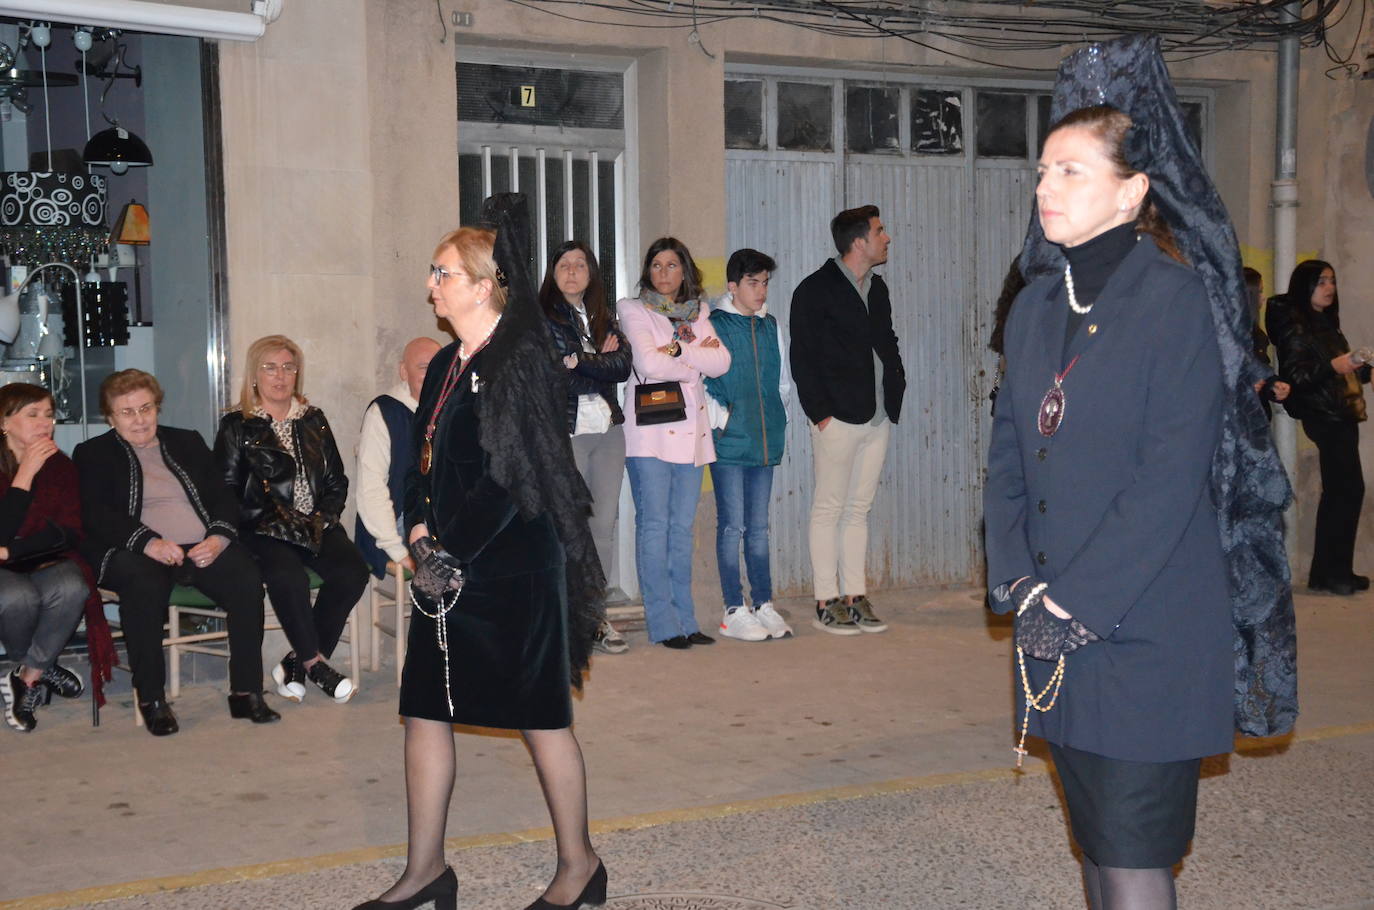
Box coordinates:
[607,895,797,910]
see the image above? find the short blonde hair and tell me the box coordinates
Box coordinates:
[237,334,307,414]
[100,369,164,417]
[434,227,508,314]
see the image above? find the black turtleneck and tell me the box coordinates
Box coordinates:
[1061,221,1141,355]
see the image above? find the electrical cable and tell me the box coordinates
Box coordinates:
[504,0,1356,60]
[81,46,91,152]
[40,42,52,172]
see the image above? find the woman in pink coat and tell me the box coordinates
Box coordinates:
[618,237,730,649]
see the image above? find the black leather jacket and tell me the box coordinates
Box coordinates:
[545,301,632,433]
[213,406,350,534]
[1270,301,1369,423]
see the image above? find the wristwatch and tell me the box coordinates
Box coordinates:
[666,340,681,357]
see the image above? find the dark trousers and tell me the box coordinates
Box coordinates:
[243,524,369,662]
[1303,419,1365,584]
[103,542,266,701]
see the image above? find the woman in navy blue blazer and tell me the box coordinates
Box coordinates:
[985,104,1232,909]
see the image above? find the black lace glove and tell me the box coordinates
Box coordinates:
[1014,585,1103,660]
[1062,618,1102,654]
[1015,599,1071,661]
[409,535,465,602]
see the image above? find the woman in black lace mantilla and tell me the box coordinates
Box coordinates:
[356,194,606,910]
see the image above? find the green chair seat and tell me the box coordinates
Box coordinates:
[169,567,326,608]
[168,585,217,608]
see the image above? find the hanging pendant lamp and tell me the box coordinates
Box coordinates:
[81,39,153,175]
[83,125,153,174]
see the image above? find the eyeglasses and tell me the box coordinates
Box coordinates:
[259,363,299,376]
[114,403,157,419]
[429,264,463,284]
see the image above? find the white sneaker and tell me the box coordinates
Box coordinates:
[753,602,794,639]
[272,656,307,703]
[719,606,769,641]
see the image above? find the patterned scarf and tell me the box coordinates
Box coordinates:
[639,289,701,343]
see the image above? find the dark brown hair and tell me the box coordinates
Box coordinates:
[637,237,703,303]
[831,205,880,256]
[539,240,612,347]
[0,382,54,477]
[1047,106,1186,265]
[988,256,1026,356]
[1286,259,1340,327]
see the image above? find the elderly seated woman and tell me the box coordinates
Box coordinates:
[74,369,278,735]
[0,383,91,734]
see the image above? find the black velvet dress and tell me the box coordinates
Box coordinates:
[401,344,572,730]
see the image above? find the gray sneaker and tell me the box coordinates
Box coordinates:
[847,595,888,633]
[593,619,629,654]
[811,598,862,636]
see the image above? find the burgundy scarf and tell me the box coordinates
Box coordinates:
[1,453,115,707]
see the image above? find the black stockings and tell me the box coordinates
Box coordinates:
[1082,856,1177,910]
[522,727,600,904]
[376,717,456,902]
[374,721,598,905]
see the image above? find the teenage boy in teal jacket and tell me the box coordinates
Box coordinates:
[705,249,794,642]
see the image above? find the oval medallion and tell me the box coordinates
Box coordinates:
[1038,386,1065,437]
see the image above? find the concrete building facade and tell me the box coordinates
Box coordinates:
[41,0,1374,592]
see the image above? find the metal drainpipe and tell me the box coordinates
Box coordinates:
[1272,0,1300,564]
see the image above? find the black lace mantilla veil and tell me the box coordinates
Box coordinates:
[1019,36,1298,737]
[475,192,606,688]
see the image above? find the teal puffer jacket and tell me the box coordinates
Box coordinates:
[705,309,787,466]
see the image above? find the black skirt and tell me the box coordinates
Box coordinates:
[1049,742,1202,868]
[399,562,572,730]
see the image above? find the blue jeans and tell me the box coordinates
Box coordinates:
[626,457,703,642]
[711,464,774,607]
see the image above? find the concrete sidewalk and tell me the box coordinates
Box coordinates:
[3,587,1372,909]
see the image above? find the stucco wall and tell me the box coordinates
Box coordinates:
[202,0,1372,573]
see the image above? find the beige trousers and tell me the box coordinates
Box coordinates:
[808,418,891,601]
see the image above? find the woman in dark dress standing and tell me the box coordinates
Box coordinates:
[987,37,1297,910]
[1269,259,1368,595]
[355,195,605,910]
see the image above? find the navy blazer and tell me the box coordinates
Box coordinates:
[984,239,1233,762]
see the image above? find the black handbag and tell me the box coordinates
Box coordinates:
[633,379,687,425]
[255,479,326,554]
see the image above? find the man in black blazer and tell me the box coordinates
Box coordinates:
[789,205,906,636]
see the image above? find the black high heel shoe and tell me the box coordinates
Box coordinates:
[352,865,457,910]
[522,861,607,910]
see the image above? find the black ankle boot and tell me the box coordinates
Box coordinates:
[138,696,179,736]
[523,861,607,910]
[352,866,457,910]
[228,691,281,723]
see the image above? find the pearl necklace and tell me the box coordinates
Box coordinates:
[459,312,502,362]
[1065,264,1092,315]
